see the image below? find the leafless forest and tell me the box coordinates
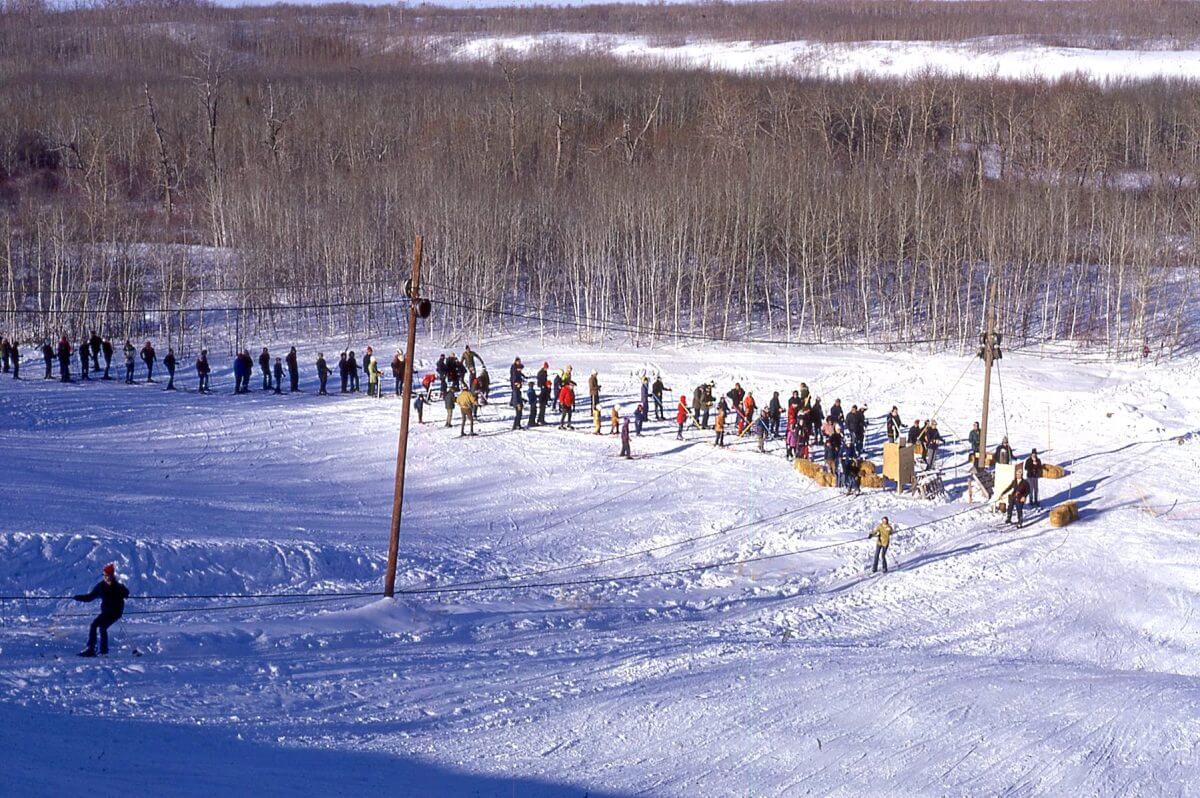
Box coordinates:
[1,1,1199,357]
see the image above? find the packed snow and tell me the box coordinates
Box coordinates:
[1,333,1198,795]
[432,33,1200,83]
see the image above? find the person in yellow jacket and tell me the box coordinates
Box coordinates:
[366,353,381,399]
[714,407,726,448]
[610,406,620,435]
[592,404,603,435]
[456,387,477,437]
[870,517,893,573]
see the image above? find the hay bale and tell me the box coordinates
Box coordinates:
[815,470,837,488]
[795,459,821,478]
[860,473,886,489]
[1041,463,1066,479]
[857,460,878,477]
[1049,500,1079,527]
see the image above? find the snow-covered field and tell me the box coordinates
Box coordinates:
[432,32,1200,82]
[2,334,1199,795]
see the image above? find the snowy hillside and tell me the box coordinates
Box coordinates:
[433,32,1200,82]
[1,336,1198,795]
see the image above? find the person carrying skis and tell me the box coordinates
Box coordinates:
[287,346,300,392]
[316,353,330,395]
[886,406,904,444]
[870,518,893,573]
[163,347,176,390]
[196,349,211,393]
[273,357,283,394]
[141,341,156,382]
[101,337,114,379]
[122,340,135,384]
[1025,449,1044,508]
[258,347,271,390]
[675,395,688,441]
[620,415,632,459]
[456,386,477,436]
[74,563,129,657]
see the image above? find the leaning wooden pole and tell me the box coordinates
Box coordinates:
[384,235,423,598]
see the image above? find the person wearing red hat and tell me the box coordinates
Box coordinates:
[73,563,129,657]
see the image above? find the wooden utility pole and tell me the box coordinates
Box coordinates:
[384,236,423,598]
[978,275,1000,467]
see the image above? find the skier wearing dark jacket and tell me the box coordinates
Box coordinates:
[286,347,299,392]
[163,348,177,390]
[258,348,271,391]
[101,337,114,379]
[42,340,54,379]
[89,331,102,370]
[886,407,904,443]
[141,341,156,382]
[57,336,72,382]
[74,563,129,657]
[316,353,330,395]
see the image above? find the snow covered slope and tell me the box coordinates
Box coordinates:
[434,33,1200,82]
[1,336,1198,795]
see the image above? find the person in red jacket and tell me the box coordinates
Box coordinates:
[558,382,576,429]
[675,395,688,440]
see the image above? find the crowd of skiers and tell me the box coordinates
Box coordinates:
[3,333,1044,524]
[0,333,421,399]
